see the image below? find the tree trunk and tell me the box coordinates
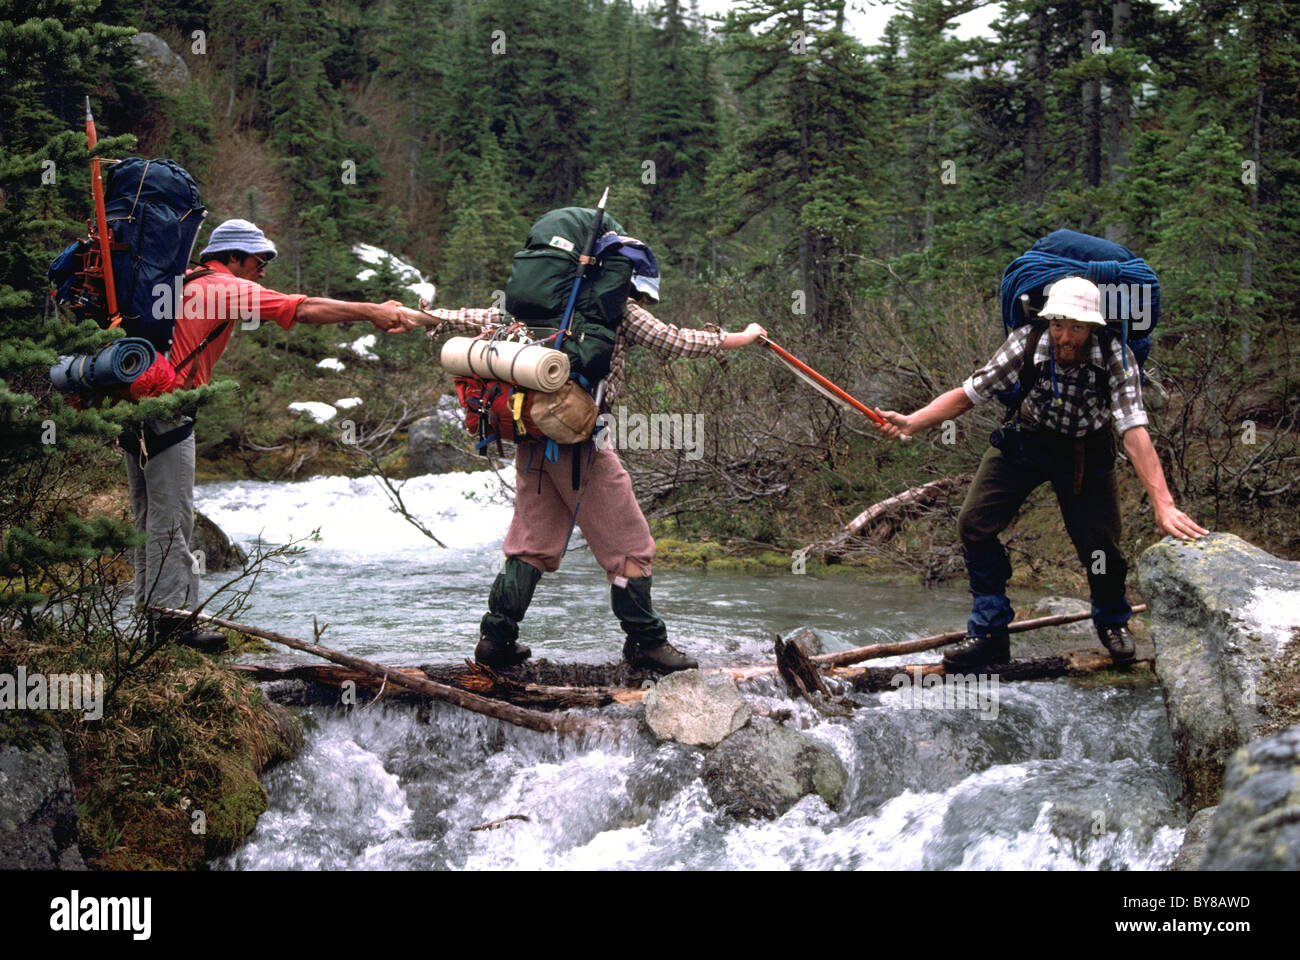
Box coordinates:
[1081,6,1102,213]
[1023,5,1047,204]
[1105,0,1132,245]
[839,650,1137,692]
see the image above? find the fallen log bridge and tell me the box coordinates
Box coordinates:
[233,648,1148,710]
[176,603,1150,732]
[155,607,603,736]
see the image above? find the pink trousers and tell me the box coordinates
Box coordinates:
[503,441,655,583]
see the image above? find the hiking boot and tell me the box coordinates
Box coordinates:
[622,638,698,673]
[474,635,532,669]
[943,633,1011,670]
[1097,624,1136,665]
[476,558,542,668]
[610,575,697,672]
[152,615,227,653]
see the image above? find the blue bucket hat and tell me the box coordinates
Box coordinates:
[199,219,278,261]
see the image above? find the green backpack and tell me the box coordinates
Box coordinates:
[504,207,634,388]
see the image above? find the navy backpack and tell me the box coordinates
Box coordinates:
[48,156,205,355]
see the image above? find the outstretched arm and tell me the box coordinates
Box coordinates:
[721,323,767,350]
[877,387,973,438]
[296,297,423,332]
[620,300,764,358]
[1122,426,1207,540]
[419,306,506,340]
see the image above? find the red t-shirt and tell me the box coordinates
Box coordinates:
[169,261,306,387]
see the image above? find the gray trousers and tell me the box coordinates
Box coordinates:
[123,433,199,611]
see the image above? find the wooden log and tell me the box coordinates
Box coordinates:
[230,660,616,710]
[203,605,1150,718]
[155,607,600,736]
[774,635,854,717]
[232,649,1140,712]
[841,474,972,537]
[832,651,1149,693]
[811,604,1147,669]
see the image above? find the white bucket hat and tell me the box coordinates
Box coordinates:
[1039,276,1105,326]
[199,219,278,261]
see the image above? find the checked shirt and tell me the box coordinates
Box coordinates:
[962,325,1148,437]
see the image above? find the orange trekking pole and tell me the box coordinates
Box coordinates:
[85,96,120,326]
[758,336,899,434]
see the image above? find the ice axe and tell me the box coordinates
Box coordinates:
[758,336,907,439]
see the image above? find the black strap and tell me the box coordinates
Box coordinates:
[170,268,228,380]
[119,419,194,459]
[1009,325,1047,418]
[172,321,230,377]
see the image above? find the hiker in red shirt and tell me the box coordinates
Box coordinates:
[126,218,423,650]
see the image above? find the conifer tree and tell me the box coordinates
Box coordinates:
[711,0,883,330]
[439,129,526,304]
[0,1,173,629]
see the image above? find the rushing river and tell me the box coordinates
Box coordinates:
[195,469,1187,870]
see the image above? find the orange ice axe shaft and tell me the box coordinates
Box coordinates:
[758,336,890,430]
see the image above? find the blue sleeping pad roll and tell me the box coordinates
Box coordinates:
[50,337,157,394]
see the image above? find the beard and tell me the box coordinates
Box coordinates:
[1053,339,1089,365]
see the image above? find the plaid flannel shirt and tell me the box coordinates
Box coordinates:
[424,300,726,407]
[963,325,1148,437]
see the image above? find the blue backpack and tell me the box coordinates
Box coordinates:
[996,229,1161,412]
[48,156,206,355]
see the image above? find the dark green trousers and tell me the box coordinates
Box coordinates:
[956,427,1132,637]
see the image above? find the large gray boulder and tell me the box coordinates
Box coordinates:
[192,510,248,573]
[642,669,751,748]
[406,414,479,477]
[129,33,190,95]
[0,715,86,870]
[1138,533,1300,809]
[1201,723,1300,870]
[1170,806,1217,871]
[702,718,847,820]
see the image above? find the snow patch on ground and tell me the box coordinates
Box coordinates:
[335,397,362,410]
[316,358,345,372]
[288,401,337,424]
[338,334,378,360]
[352,243,436,305]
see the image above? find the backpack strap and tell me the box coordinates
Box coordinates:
[170,268,227,381]
[1007,324,1047,418]
[1093,328,1116,412]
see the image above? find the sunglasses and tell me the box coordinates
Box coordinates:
[250,254,272,269]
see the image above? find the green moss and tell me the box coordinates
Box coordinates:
[0,710,60,752]
[1067,663,1159,689]
[3,627,305,871]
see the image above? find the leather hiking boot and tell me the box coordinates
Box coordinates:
[1097,624,1136,665]
[177,628,228,653]
[475,558,542,669]
[153,615,227,653]
[942,633,1011,670]
[622,638,698,673]
[474,635,532,669]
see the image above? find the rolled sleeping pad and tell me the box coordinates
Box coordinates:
[440,337,570,393]
[50,337,157,394]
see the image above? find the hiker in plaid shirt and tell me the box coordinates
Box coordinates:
[878,276,1205,670]
[423,277,765,673]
